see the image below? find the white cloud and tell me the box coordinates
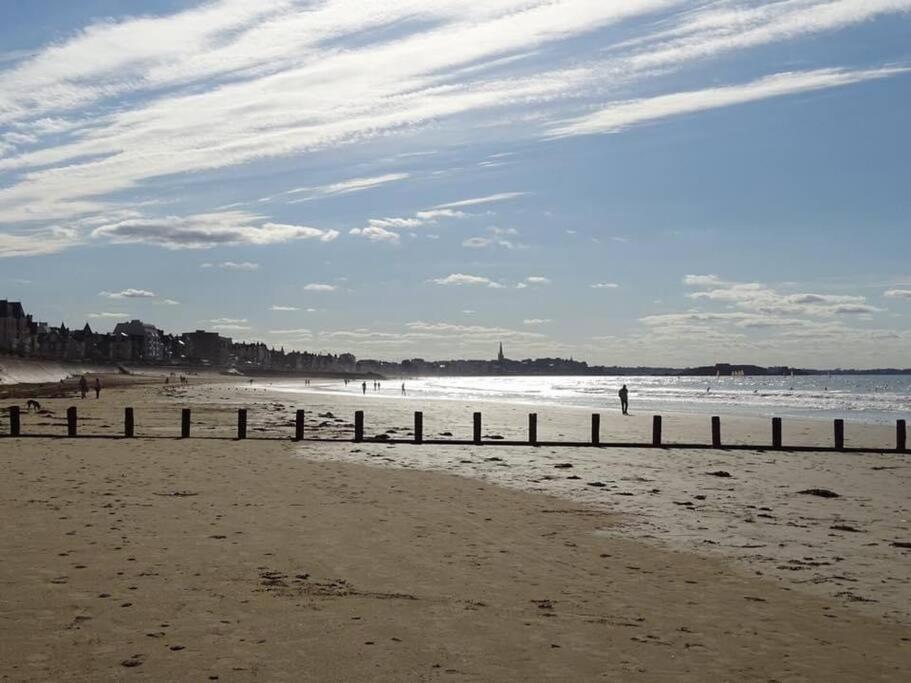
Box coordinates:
[100,288,155,299]
[268,328,313,336]
[523,318,551,325]
[432,192,527,209]
[884,289,911,299]
[590,282,619,289]
[87,311,131,319]
[208,317,247,324]
[201,261,260,271]
[431,273,500,287]
[156,299,180,306]
[0,226,79,258]
[303,283,336,291]
[286,172,410,203]
[525,276,550,285]
[462,226,523,249]
[550,67,910,137]
[91,212,338,249]
[349,226,400,243]
[683,274,724,287]
[270,305,299,311]
[212,324,251,331]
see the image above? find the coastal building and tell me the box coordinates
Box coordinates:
[0,300,33,353]
[112,320,165,361]
[183,330,233,365]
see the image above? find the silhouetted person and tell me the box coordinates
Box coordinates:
[94,377,102,399]
[401,382,406,396]
[79,375,88,399]
[362,381,367,395]
[618,384,629,415]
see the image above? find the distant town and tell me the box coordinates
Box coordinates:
[1,300,909,377]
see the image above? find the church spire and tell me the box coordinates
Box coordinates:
[497,342,504,362]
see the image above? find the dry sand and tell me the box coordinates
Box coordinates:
[1,378,910,680]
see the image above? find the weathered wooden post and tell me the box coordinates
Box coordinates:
[772,417,782,449]
[67,406,77,437]
[591,413,600,445]
[9,406,21,437]
[237,409,247,440]
[354,410,364,442]
[181,408,191,438]
[834,419,844,450]
[295,409,305,441]
[652,415,662,446]
[473,412,482,444]
[896,419,906,453]
[124,407,134,438]
[414,411,423,444]
[711,416,721,448]
[528,413,537,445]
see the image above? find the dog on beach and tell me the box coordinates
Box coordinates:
[26,399,41,413]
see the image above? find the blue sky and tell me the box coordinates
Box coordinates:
[1,0,910,367]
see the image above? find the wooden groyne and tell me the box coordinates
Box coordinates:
[1,406,907,453]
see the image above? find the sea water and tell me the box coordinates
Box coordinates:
[271,374,911,424]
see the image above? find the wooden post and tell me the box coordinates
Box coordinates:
[67,406,77,437]
[181,408,191,439]
[237,409,247,440]
[834,419,844,450]
[7,405,21,437]
[591,413,600,445]
[414,411,423,444]
[295,409,305,441]
[896,419,906,453]
[124,407,134,438]
[528,413,537,445]
[711,416,721,448]
[772,417,782,449]
[473,412,482,444]
[354,410,364,442]
[9,406,20,437]
[652,415,662,446]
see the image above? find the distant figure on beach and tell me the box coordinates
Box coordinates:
[94,377,102,399]
[362,381,367,395]
[618,384,629,415]
[401,382,406,396]
[79,375,88,399]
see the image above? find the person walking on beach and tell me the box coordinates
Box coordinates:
[401,382,406,396]
[618,384,629,416]
[94,377,102,399]
[362,381,367,395]
[79,375,88,399]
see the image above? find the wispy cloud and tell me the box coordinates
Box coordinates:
[303,283,336,292]
[462,227,524,249]
[885,289,911,299]
[590,282,619,289]
[286,172,410,203]
[549,67,910,138]
[270,305,299,311]
[202,261,261,271]
[432,192,527,210]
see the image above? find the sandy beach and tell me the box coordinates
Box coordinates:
[2,377,910,680]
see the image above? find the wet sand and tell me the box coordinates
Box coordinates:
[1,379,910,680]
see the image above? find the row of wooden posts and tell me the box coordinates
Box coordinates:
[2,405,908,452]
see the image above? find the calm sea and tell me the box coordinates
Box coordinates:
[273,374,911,424]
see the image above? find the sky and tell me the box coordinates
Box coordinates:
[1,0,910,368]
